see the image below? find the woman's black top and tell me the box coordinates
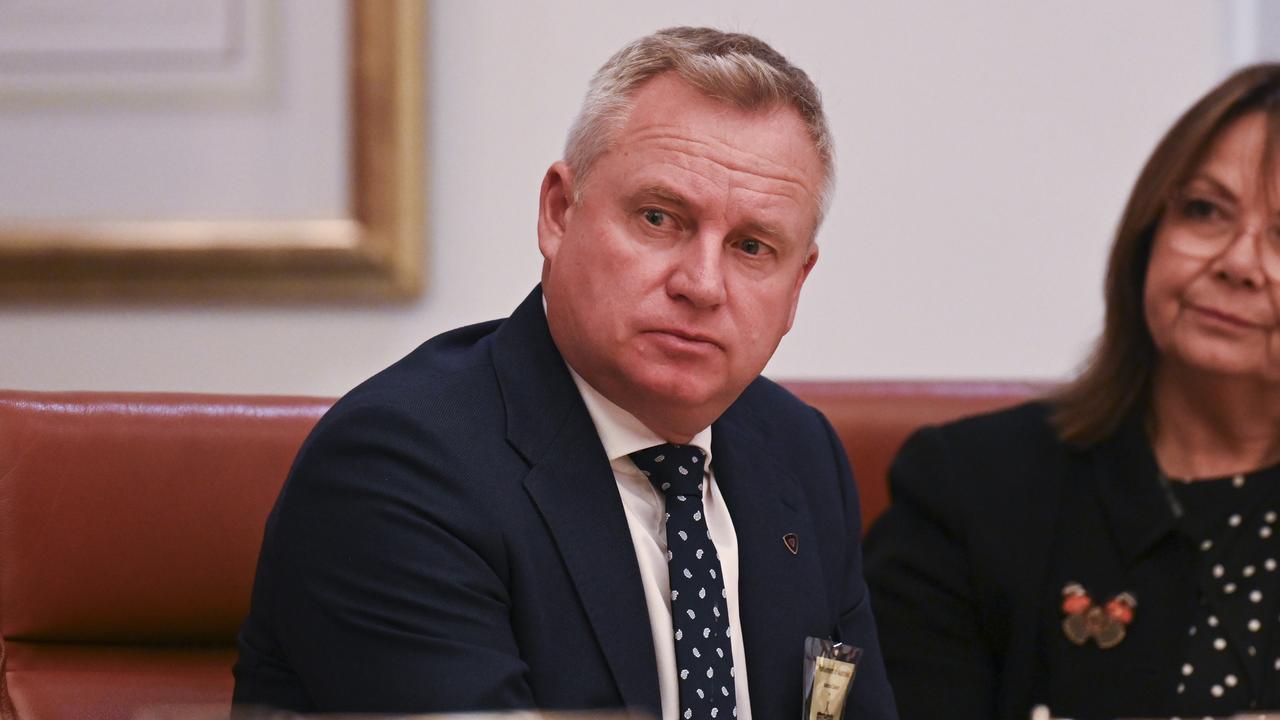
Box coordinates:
[1167,463,1280,717]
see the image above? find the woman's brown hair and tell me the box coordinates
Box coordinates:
[1050,62,1280,446]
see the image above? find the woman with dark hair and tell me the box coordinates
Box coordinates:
[865,63,1280,720]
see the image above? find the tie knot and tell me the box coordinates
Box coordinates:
[629,443,706,497]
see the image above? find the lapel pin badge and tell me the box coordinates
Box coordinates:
[1061,582,1136,649]
[782,533,799,555]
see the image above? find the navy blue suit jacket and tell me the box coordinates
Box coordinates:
[233,286,897,719]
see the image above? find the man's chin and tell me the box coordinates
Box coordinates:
[620,372,743,430]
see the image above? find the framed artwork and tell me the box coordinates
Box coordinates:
[0,0,425,301]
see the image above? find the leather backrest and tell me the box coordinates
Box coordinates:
[0,382,1042,649]
[0,383,1043,719]
[0,392,330,645]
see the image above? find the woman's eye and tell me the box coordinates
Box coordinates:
[642,209,667,227]
[1181,197,1224,222]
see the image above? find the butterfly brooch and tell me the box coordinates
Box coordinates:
[1061,582,1137,649]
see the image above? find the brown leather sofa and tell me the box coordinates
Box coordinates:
[0,381,1039,719]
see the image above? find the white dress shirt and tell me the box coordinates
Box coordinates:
[567,368,753,720]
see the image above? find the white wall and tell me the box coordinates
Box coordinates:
[0,1,1236,395]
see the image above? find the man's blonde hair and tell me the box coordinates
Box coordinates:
[564,26,834,219]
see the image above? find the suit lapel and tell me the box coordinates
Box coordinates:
[713,411,828,720]
[494,287,660,714]
[522,415,661,713]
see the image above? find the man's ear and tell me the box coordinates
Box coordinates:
[538,161,575,262]
[784,243,819,332]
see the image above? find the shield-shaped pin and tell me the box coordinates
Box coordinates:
[782,533,799,555]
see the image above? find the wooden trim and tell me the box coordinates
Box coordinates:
[0,0,425,302]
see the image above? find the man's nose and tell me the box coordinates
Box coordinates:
[667,233,727,308]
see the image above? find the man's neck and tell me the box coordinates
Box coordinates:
[565,362,713,459]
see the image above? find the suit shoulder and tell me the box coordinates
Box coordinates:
[306,317,510,456]
[349,318,503,400]
[275,316,526,542]
[721,378,845,481]
[732,376,824,429]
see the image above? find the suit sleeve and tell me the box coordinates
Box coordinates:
[241,401,536,713]
[863,427,997,720]
[816,409,901,720]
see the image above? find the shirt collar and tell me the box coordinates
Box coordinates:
[566,365,713,467]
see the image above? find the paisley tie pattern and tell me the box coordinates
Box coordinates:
[631,443,737,720]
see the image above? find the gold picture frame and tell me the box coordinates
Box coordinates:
[0,0,424,302]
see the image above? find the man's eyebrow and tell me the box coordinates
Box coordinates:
[742,219,787,242]
[630,185,691,207]
[628,185,795,241]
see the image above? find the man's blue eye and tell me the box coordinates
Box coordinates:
[643,209,666,226]
[740,239,762,255]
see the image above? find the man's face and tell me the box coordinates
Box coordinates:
[538,73,823,441]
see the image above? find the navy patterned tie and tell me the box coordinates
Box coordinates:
[630,443,737,720]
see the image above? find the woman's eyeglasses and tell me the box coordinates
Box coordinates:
[1163,188,1280,280]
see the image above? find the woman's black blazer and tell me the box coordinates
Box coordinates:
[864,402,1280,720]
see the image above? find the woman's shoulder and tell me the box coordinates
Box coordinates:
[911,400,1064,459]
[889,400,1077,509]
[870,401,1077,590]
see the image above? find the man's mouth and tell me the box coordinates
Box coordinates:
[646,328,723,351]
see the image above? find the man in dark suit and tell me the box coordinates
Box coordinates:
[233,26,896,720]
